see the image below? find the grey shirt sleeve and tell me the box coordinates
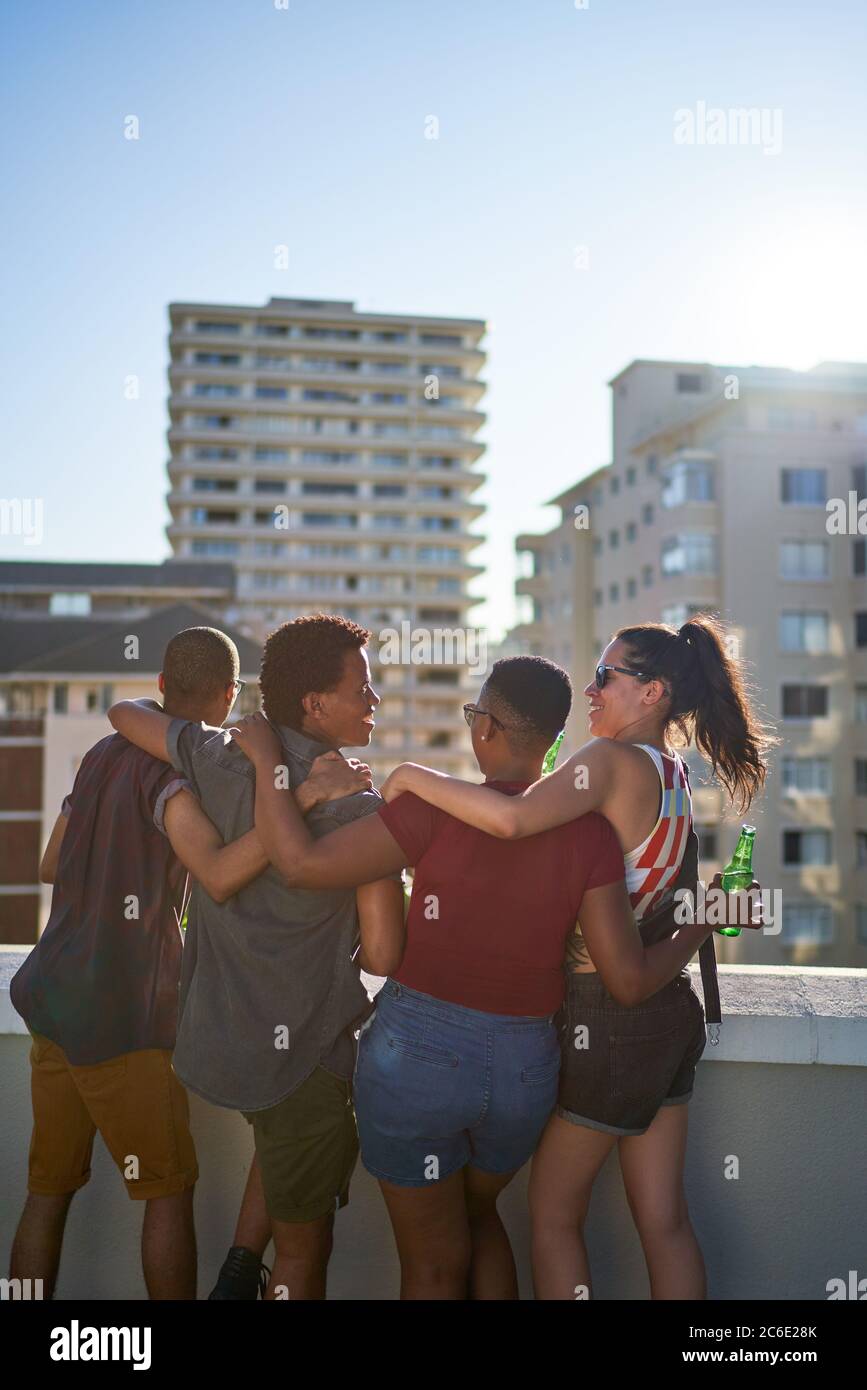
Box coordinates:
[166,718,213,781]
[312,788,406,886]
[153,777,195,837]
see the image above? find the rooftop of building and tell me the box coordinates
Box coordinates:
[0,602,261,679]
[0,559,236,594]
[168,295,487,331]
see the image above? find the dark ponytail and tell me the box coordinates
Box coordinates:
[615,613,776,812]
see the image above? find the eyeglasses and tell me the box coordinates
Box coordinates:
[463,703,506,731]
[594,664,653,690]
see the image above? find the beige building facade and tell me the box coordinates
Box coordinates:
[166,297,488,775]
[516,360,867,968]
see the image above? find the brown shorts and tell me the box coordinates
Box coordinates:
[243,1066,359,1225]
[28,1034,198,1200]
[556,970,707,1137]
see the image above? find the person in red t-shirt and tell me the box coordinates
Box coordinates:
[231,656,720,1301]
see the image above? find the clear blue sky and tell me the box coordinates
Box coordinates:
[2,0,865,637]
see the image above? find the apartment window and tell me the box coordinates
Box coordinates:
[856,760,867,796]
[254,480,286,494]
[609,529,620,549]
[857,905,867,943]
[593,589,603,607]
[193,447,238,460]
[781,468,826,504]
[780,540,829,579]
[781,903,833,945]
[676,372,703,393]
[646,454,658,475]
[593,539,603,557]
[856,686,867,722]
[191,540,240,556]
[642,565,654,588]
[782,830,832,866]
[661,533,717,577]
[193,352,241,366]
[626,577,637,598]
[256,386,288,400]
[193,478,237,493]
[779,611,830,654]
[370,392,408,405]
[609,475,621,495]
[642,503,654,525]
[373,484,406,497]
[373,453,408,469]
[53,684,68,714]
[190,508,238,524]
[194,320,241,334]
[625,522,637,543]
[302,513,358,529]
[853,463,867,499]
[419,333,462,347]
[304,327,360,341]
[855,539,866,576]
[781,757,832,794]
[302,450,357,466]
[418,546,460,564]
[194,384,240,401]
[49,593,91,616]
[696,827,718,861]
[625,466,637,486]
[661,459,715,508]
[371,330,408,343]
[254,447,289,461]
[609,583,620,602]
[857,832,867,867]
[302,482,357,496]
[781,684,828,719]
[856,613,867,648]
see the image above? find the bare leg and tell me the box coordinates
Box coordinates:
[379,1170,471,1300]
[10,1192,74,1299]
[232,1154,271,1258]
[618,1104,706,1299]
[463,1166,519,1300]
[266,1213,334,1301]
[142,1187,197,1300]
[528,1114,618,1300]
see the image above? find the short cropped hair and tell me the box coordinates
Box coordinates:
[162,626,240,704]
[482,655,572,752]
[260,613,371,729]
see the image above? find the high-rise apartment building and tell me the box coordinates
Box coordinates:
[166,297,487,774]
[516,359,867,968]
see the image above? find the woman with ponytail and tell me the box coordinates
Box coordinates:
[381,613,774,1298]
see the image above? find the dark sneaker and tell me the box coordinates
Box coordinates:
[208,1246,271,1300]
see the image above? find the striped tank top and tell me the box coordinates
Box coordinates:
[565,744,693,971]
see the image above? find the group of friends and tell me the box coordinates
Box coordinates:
[8,609,769,1300]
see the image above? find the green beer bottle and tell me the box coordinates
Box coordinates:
[717,824,756,937]
[542,729,565,777]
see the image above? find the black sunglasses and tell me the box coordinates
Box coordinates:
[463,703,506,731]
[594,664,654,690]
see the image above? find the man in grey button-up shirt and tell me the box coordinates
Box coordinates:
[109,615,405,1301]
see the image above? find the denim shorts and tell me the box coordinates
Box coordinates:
[353,980,560,1187]
[556,970,707,1137]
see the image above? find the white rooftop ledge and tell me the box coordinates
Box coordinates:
[1,949,865,1300]
[4,952,865,1065]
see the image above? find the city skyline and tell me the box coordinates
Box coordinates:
[3,0,867,638]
